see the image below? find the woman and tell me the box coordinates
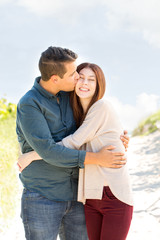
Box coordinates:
[18,63,133,240]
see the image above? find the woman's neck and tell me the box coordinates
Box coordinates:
[80,98,90,113]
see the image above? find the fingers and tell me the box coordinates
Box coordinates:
[110,164,125,169]
[104,145,116,150]
[113,155,127,165]
[123,141,128,149]
[111,159,127,168]
[123,130,128,135]
[120,136,129,152]
[114,158,127,165]
[114,155,127,161]
[120,135,129,143]
[113,151,125,156]
[17,162,21,169]
[17,162,22,172]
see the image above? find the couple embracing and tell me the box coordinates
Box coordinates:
[16,46,133,240]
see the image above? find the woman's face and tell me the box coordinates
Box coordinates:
[75,68,97,101]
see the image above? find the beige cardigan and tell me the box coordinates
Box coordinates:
[61,99,133,206]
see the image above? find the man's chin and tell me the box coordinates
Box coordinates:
[64,89,75,92]
[68,86,75,92]
[62,86,75,92]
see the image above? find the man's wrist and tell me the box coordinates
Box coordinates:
[84,152,98,165]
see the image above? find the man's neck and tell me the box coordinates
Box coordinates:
[39,79,59,96]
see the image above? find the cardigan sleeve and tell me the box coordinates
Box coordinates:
[61,100,110,149]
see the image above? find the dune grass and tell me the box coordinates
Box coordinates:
[0,99,19,232]
[132,110,160,136]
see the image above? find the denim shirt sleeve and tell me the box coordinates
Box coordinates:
[17,102,85,168]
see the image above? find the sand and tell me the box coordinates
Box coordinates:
[127,131,160,239]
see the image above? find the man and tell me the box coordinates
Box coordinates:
[16,46,128,240]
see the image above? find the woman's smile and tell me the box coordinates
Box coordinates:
[79,87,90,92]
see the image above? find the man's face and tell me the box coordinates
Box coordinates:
[59,61,79,92]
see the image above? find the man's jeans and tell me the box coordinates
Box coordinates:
[21,189,88,240]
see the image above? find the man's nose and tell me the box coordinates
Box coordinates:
[75,72,79,80]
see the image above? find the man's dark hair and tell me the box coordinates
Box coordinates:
[39,46,78,81]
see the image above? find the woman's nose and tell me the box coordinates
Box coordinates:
[82,78,88,84]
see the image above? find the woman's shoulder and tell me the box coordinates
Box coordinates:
[89,98,112,112]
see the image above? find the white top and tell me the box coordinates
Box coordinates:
[60,99,133,206]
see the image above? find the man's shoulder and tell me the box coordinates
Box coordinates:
[18,88,39,107]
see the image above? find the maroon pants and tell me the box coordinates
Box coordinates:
[84,187,133,240]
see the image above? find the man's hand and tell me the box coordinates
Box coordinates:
[121,130,130,151]
[85,145,127,168]
[96,145,127,168]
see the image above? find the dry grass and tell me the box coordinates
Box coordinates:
[0,113,19,232]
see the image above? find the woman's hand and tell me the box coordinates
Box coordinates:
[17,151,42,172]
[120,130,130,151]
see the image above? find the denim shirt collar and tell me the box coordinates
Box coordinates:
[33,76,61,99]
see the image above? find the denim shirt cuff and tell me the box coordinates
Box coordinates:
[78,150,86,169]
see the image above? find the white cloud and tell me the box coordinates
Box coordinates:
[0,0,12,5]
[105,0,160,48]
[16,0,99,20]
[106,93,160,132]
[14,0,160,48]
[16,0,64,15]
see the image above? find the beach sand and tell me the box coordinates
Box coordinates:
[1,131,160,239]
[127,131,160,239]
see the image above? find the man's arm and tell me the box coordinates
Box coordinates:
[16,102,85,168]
[17,144,126,172]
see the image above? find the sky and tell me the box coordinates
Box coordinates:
[1,0,160,131]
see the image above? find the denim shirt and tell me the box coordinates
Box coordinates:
[16,77,86,201]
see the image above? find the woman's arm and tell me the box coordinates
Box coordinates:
[61,100,110,149]
[62,101,129,151]
[17,141,64,172]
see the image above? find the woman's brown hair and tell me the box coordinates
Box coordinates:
[70,62,106,127]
